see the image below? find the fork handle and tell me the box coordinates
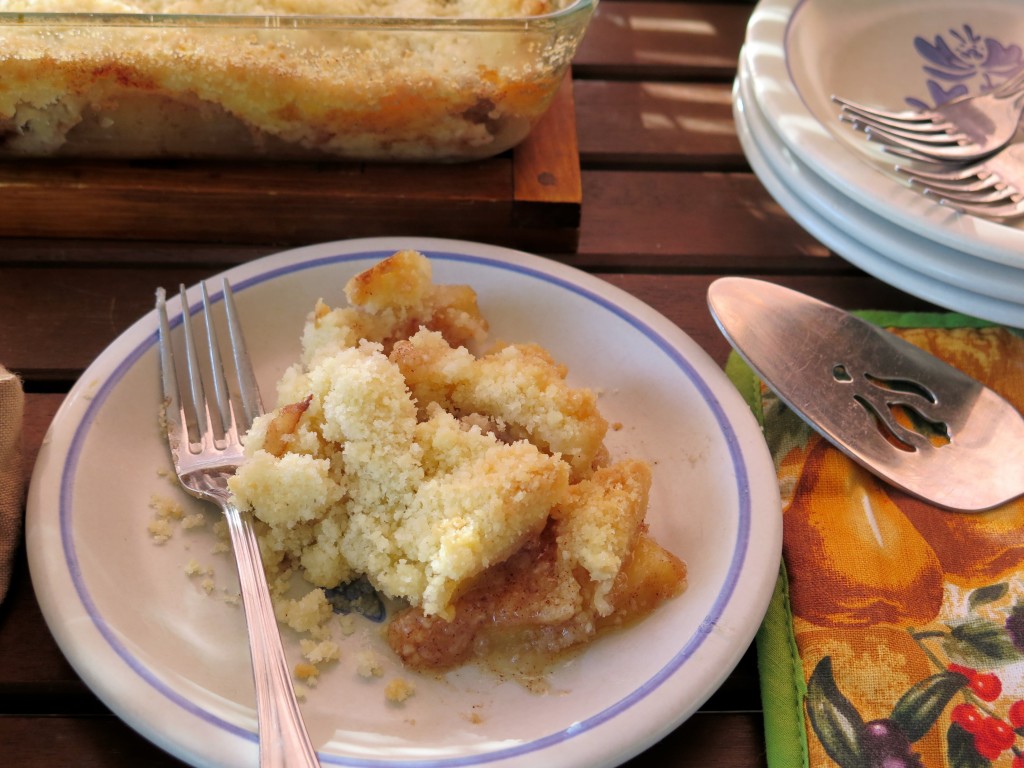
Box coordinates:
[222,500,322,768]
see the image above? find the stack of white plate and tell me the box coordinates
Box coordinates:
[736,0,1024,328]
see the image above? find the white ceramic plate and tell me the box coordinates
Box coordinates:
[745,0,1024,267]
[737,51,1024,326]
[25,238,782,768]
[734,64,1024,329]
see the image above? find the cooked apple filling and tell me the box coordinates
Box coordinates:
[227,249,686,672]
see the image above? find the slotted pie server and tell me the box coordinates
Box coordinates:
[707,277,1024,512]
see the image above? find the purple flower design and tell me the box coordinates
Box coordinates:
[905,24,1024,109]
[1007,604,1024,653]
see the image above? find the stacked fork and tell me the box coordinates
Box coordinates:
[832,69,1024,220]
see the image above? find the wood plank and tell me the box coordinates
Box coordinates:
[0,711,767,768]
[514,77,583,209]
[0,170,840,269]
[0,270,939,382]
[0,266,216,381]
[19,393,62,494]
[602,273,940,368]
[0,711,766,768]
[0,546,83,691]
[511,77,584,250]
[0,239,272,267]
[0,197,833,377]
[0,393,92,700]
[573,1,748,81]
[0,717,189,767]
[0,78,581,251]
[575,81,744,169]
[576,170,835,269]
[620,712,768,767]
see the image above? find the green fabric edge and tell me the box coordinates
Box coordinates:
[725,350,809,768]
[855,309,1001,329]
[723,309,1000,768]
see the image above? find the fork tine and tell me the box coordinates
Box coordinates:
[200,281,236,444]
[840,108,952,135]
[895,161,999,190]
[156,287,185,447]
[863,122,968,148]
[881,144,967,164]
[937,196,1024,219]
[893,160,987,183]
[909,175,1001,193]
[923,185,1018,204]
[178,283,213,447]
[831,94,934,123]
[222,279,264,429]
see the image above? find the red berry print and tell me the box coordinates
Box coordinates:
[974,735,1003,762]
[1010,699,1024,730]
[952,703,984,734]
[948,663,976,679]
[970,673,1003,702]
[975,717,1015,759]
[987,718,1016,750]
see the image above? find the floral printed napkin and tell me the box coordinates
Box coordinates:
[727,313,1024,768]
[0,363,24,602]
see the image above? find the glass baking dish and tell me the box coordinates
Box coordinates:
[0,0,596,162]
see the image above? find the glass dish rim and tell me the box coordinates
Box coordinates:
[0,0,595,30]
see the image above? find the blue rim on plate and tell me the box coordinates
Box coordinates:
[28,238,782,768]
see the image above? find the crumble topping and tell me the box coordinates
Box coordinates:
[226,250,687,675]
[0,0,581,159]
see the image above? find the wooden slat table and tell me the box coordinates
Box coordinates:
[0,2,943,766]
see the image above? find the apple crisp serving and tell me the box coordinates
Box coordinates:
[227,250,686,673]
[0,0,582,160]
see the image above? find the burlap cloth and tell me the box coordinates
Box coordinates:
[0,364,24,602]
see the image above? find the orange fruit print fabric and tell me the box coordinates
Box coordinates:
[743,319,1024,768]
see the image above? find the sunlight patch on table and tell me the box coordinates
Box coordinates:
[629,16,716,36]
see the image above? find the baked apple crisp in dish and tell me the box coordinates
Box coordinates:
[27,237,783,767]
[0,0,595,160]
[227,249,687,675]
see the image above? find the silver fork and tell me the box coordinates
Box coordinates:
[156,281,321,768]
[833,69,1024,162]
[893,142,1024,220]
